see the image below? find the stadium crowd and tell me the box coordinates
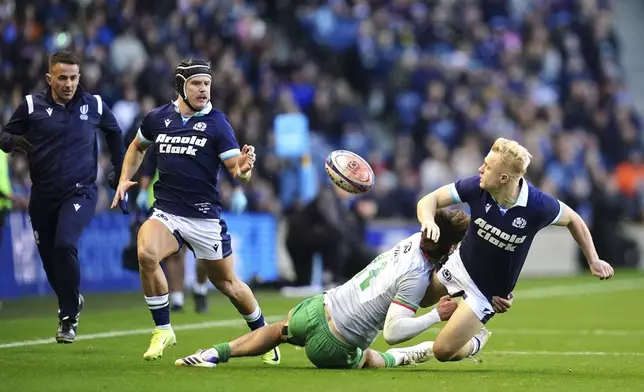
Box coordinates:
[1,0,642,229]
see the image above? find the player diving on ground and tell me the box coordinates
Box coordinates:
[175,208,509,369]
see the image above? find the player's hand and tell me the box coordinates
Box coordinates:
[436,295,457,321]
[111,180,137,209]
[491,293,514,313]
[11,136,31,155]
[238,144,256,174]
[589,259,614,280]
[421,219,440,242]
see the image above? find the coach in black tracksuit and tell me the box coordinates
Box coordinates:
[0,51,125,343]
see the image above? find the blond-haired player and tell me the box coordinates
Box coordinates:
[417,137,614,362]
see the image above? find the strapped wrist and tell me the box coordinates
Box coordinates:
[237,167,250,179]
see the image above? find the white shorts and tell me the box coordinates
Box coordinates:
[149,208,232,260]
[437,247,495,324]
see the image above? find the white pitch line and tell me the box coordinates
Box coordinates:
[421,327,644,337]
[472,328,644,337]
[1,316,643,350]
[0,316,282,349]
[1,278,643,350]
[489,350,644,357]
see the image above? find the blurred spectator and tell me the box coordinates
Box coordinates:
[7,155,30,212]
[614,150,644,220]
[0,0,642,249]
[0,151,11,248]
[285,185,376,287]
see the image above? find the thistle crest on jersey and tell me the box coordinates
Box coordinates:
[193,122,207,131]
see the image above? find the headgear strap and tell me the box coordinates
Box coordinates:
[174,61,212,112]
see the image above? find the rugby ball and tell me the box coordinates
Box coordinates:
[325,150,374,194]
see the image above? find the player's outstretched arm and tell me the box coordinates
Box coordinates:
[111,136,149,209]
[553,202,615,280]
[417,184,459,241]
[383,296,456,345]
[383,271,456,346]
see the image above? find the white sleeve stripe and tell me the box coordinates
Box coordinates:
[94,95,103,115]
[26,95,34,114]
[219,148,241,161]
[549,200,565,225]
[449,183,462,204]
[137,128,153,145]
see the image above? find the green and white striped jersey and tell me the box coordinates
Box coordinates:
[324,232,432,349]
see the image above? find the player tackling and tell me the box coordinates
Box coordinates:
[111,58,279,364]
[175,209,500,369]
[416,137,614,362]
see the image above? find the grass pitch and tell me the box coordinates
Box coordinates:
[1,271,643,392]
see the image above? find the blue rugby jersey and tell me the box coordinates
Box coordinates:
[0,86,124,199]
[450,175,563,299]
[137,101,240,219]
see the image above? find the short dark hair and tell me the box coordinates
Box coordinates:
[420,208,470,263]
[49,51,80,70]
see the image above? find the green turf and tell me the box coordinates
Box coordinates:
[1,271,643,392]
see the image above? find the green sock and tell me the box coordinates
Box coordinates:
[378,352,397,368]
[213,343,231,363]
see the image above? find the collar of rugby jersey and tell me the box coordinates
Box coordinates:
[172,100,213,117]
[515,177,529,207]
[491,177,529,214]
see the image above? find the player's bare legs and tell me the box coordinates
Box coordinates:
[358,343,434,368]
[176,322,286,368]
[359,350,387,368]
[137,219,181,360]
[196,258,208,284]
[433,300,489,362]
[193,258,209,313]
[201,255,258,315]
[138,219,179,295]
[228,322,285,356]
[419,271,494,362]
[176,312,291,368]
[176,307,433,369]
[201,255,280,365]
[165,248,185,311]
[164,249,209,313]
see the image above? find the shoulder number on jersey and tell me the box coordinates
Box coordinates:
[357,241,411,291]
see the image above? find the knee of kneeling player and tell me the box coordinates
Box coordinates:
[432,343,456,362]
